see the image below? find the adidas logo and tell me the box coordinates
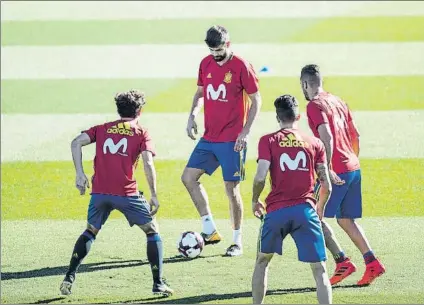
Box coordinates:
[207,73,212,79]
[107,122,134,136]
[279,134,307,148]
[233,171,240,177]
[152,265,159,271]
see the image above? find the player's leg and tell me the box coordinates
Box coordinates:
[310,262,332,304]
[215,142,246,256]
[117,193,173,296]
[181,139,221,245]
[252,210,285,304]
[336,170,385,285]
[252,252,274,304]
[316,178,357,285]
[290,203,332,304]
[60,194,112,295]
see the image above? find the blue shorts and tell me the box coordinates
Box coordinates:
[186,138,247,181]
[259,203,327,263]
[315,169,362,219]
[87,193,152,230]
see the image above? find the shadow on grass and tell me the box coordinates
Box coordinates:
[2,255,219,281]
[99,284,363,304]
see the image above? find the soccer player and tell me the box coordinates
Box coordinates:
[181,25,262,256]
[252,95,332,304]
[301,64,386,286]
[59,90,173,296]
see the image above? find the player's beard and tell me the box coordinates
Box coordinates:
[213,50,228,62]
[302,89,310,101]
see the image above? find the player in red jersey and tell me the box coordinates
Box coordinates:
[181,25,262,256]
[251,95,332,304]
[301,64,386,286]
[60,90,173,297]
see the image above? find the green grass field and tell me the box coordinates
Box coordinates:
[2,1,424,304]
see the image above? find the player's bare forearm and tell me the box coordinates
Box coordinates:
[317,124,334,167]
[71,133,91,174]
[243,91,262,134]
[142,151,157,197]
[315,163,332,210]
[252,178,266,204]
[252,159,270,204]
[352,137,360,156]
[189,86,204,119]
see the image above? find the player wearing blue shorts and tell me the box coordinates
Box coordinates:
[302,64,385,286]
[60,90,173,297]
[251,95,333,304]
[181,25,262,256]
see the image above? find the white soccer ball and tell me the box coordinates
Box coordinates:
[177,231,205,259]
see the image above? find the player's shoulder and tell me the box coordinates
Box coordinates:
[231,54,254,69]
[294,129,323,147]
[200,55,214,66]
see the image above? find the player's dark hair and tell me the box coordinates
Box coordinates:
[300,64,322,85]
[114,89,146,118]
[205,25,229,48]
[274,94,299,123]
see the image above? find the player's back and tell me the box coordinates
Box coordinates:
[259,128,325,213]
[307,92,360,174]
[84,119,153,197]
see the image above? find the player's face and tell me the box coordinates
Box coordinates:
[209,43,228,62]
[301,80,310,101]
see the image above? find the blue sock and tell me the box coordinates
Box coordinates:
[363,250,376,265]
[334,251,347,264]
[147,233,163,284]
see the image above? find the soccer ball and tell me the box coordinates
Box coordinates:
[177,231,205,259]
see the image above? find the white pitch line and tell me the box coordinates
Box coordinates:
[2,43,424,80]
[2,1,424,21]
[1,111,423,163]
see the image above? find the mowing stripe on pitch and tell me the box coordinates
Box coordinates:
[2,111,423,162]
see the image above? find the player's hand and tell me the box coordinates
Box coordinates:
[234,130,249,152]
[252,200,266,220]
[75,173,90,195]
[149,196,160,216]
[186,117,198,140]
[329,170,345,185]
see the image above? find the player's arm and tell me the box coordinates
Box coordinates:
[317,123,334,168]
[252,159,270,219]
[71,132,92,195]
[243,91,262,135]
[347,109,360,156]
[186,86,204,140]
[315,162,332,220]
[141,150,159,215]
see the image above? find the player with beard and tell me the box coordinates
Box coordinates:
[181,25,262,257]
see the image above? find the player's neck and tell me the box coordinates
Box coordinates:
[279,122,297,130]
[310,87,325,100]
[120,117,137,122]
[217,52,233,66]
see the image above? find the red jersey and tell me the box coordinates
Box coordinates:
[197,54,259,142]
[258,129,327,213]
[83,119,155,197]
[306,92,360,174]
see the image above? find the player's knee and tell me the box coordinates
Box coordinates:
[337,218,354,227]
[181,170,196,186]
[256,252,273,266]
[310,261,326,274]
[224,181,240,198]
[138,221,158,235]
[86,223,99,236]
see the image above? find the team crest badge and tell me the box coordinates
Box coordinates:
[224,71,232,84]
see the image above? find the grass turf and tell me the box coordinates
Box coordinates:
[2,76,424,114]
[1,218,423,304]
[2,159,423,221]
[2,17,424,46]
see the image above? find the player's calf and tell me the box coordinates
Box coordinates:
[310,262,332,304]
